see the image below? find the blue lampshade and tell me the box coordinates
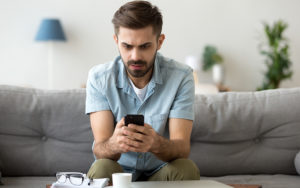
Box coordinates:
[35,18,66,41]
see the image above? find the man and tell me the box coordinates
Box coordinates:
[85,0,200,182]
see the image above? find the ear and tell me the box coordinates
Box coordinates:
[113,34,118,44]
[157,34,165,50]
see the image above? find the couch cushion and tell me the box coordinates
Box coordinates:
[190,88,300,176]
[0,85,94,176]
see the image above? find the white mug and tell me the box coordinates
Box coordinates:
[112,173,132,188]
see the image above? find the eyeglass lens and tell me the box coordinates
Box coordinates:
[70,174,84,185]
[56,173,84,186]
[56,174,67,183]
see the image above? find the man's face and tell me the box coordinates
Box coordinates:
[114,26,165,78]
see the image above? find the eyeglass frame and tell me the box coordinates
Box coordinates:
[56,172,85,186]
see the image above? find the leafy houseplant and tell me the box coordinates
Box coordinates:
[257,20,293,91]
[202,45,225,85]
[202,45,223,71]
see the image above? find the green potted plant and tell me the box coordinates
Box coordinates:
[257,20,293,90]
[202,45,224,85]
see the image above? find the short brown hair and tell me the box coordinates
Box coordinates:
[112,1,163,37]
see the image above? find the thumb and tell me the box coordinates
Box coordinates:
[116,117,125,128]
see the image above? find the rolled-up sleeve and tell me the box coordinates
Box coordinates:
[85,68,110,115]
[169,70,195,121]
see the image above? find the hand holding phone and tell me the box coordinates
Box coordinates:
[125,114,144,126]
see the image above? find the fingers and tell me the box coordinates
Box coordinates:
[115,133,140,153]
[123,129,144,140]
[127,123,150,134]
[122,138,150,153]
[110,118,129,153]
[118,134,145,153]
[115,120,155,153]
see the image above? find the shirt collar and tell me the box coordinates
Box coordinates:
[152,53,163,85]
[116,53,163,89]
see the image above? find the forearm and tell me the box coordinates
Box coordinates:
[93,138,121,161]
[151,135,190,162]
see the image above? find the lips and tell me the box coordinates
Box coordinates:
[130,64,144,70]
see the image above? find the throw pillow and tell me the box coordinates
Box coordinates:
[295,151,300,175]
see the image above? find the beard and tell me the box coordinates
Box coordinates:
[123,52,157,78]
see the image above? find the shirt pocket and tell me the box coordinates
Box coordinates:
[149,113,168,135]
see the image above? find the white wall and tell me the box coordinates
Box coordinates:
[0,0,299,91]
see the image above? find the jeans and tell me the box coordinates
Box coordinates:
[87,158,200,183]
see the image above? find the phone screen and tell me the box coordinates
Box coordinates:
[125,114,144,126]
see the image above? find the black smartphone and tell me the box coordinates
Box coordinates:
[125,114,144,126]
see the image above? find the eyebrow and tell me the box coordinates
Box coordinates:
[121,42,152,47]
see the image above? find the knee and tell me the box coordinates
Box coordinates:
[87,159,123,180]
[169,158,200,180]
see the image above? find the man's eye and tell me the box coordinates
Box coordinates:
[140,44,150,50]
[123,44,132,49]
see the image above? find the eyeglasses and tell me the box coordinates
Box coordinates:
[56,172,85,186]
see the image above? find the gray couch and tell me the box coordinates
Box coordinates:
[1,85,300,188]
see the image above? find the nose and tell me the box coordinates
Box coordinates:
[131,48,141,61]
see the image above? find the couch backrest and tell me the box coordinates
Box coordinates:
[1,85,300,177]
[0,85,94,176]
[190,87,300,176]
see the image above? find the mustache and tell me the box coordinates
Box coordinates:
[127,60,147,66]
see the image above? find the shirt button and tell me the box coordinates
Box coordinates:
[139,154,142,158]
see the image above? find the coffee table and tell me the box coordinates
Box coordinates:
[47,180,262,188]
[106,180,231,188]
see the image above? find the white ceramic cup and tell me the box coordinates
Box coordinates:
[112,173,132,188]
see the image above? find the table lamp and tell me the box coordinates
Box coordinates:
[35,18,67,89]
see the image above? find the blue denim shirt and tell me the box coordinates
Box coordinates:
[85,53,195,180]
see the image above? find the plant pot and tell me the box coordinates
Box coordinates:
[212,64,225,85]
